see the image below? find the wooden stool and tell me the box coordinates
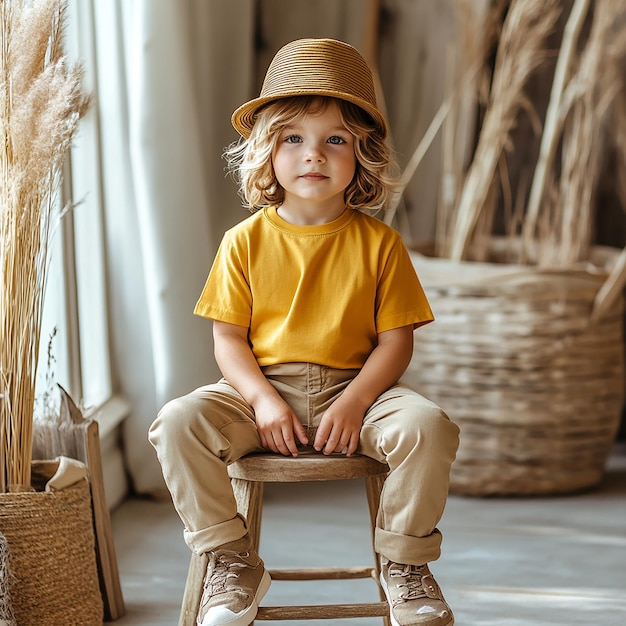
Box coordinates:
[180,450,391,625]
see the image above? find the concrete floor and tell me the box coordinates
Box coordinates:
[110,443,626,626]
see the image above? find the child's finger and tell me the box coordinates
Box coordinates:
[313,423,331,452]
[269,430,292,456]
[281,427,301,457]
[322,427,342,455]
[346,431,360,456]
[292,417,309,446]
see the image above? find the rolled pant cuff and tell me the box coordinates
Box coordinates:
[184,513,248,555]
[375,527,442,565]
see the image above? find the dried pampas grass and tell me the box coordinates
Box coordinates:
[0,0,89,492]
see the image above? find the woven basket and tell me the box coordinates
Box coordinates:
[0,460,103,625]
[402,241,625,496]
[0,531,14,626]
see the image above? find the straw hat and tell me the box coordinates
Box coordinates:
[231,38,388,139]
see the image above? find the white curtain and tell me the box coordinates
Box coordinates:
[93,0,255,494]
[92,0,467,494]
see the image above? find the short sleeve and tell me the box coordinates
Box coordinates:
[375,237,434,333]
[194,232,252,328]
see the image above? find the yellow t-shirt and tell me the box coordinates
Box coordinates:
[194,207,433,369]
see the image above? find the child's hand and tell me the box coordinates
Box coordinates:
[313,396,364,456]
[253,395,309,457]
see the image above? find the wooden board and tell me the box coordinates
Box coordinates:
[32,385,125,621]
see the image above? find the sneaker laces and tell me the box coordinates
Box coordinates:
[388,562,438,605]
[205,549,249,595]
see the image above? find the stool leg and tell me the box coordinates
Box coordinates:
[231,477,264,550]
[365,474,391,626]
[179,551,208,626]
[179,479,264,626]
[231,477,264,625]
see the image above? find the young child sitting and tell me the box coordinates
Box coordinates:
[149,37,460,626]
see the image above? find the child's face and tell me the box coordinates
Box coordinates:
[272,99,356,218]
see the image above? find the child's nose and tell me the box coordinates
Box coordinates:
[305,143,325,162]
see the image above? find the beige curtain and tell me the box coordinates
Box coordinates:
[97,0,470,493]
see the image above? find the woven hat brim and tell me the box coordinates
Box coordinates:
[232,90,388,139]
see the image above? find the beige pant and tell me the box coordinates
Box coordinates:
[149,363,459,566]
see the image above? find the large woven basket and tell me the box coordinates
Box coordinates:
[402,242,625,496]
[0,459,103,625]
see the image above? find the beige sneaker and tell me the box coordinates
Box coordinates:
[380,558,454,626]
[197,535,271,626]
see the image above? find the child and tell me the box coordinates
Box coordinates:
[149,38,459,626]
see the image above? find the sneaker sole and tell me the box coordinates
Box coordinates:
[379,571,454,626]
[199,569,272,626]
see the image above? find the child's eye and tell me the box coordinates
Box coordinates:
[327,136,345,145]
[284,135,302,143]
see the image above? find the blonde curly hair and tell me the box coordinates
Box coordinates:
[224,96,399,213]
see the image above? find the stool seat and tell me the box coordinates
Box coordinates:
[180,451,391,625]
[228,449,389,482]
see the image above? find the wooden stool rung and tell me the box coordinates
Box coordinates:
[268,565,376,580]
[257,601,390,620]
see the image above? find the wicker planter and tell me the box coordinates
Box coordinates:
[402,242,625,496]
[0,458,103,625]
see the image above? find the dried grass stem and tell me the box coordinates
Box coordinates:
[0,0,88,492]
[447,0,561,261]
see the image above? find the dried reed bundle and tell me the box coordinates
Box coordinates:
[540,0,626,267]
[616,87,626,212]
[581,14,626,321]
[446,0,560,261]
[0,0,88,492]
[521,0,591,262]
[442,0,626,268]
[386,0,505,238]
[436,0,511,259]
